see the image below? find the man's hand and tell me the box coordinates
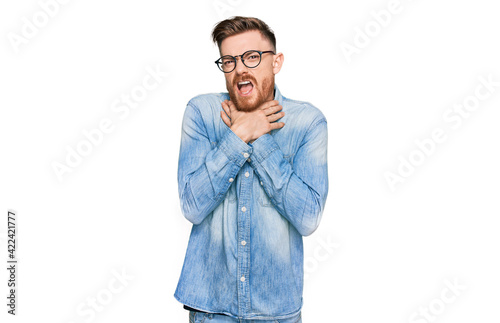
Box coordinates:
[220,100,285,143]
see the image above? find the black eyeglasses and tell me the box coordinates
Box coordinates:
[215,50,275,73]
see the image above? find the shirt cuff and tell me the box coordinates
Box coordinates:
[248,133,280,163]
[218,128,253,167]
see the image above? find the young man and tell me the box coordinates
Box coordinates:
[175,16,328,322]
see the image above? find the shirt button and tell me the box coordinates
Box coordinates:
[241,240,246,246]
[245,172,249,178]
[229,178,234,182]
[241,206,246,212]
[243,152,249,158]
[247,158,251,162]
[260,181,263,186]
[240,276,245,282]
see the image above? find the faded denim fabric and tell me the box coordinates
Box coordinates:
[175,85,328,321]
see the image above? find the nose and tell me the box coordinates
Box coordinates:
[234,56,249,75]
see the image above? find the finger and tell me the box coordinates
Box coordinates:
[267,100,280,107]
[267,111,285,122]
[265,101,282,112]
[221,101,231,118]
[264,105,283,116]
[271,104,283,113]
[260,100,280,111]
[220,110,231,127]
[269,121,285,131]
[227,100,237,113]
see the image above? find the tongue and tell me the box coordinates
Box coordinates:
[240,83,253,93]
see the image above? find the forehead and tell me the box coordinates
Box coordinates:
[220,30,272,56]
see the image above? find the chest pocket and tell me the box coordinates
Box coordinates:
[258,154,294,207]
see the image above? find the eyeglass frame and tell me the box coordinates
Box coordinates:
[214,50,276,73]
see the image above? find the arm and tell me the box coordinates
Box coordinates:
[177,102,251,225]
[248,117,328,236]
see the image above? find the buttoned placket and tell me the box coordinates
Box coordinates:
[237,159,253,316]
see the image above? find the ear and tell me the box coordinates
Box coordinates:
[272,52,284,75]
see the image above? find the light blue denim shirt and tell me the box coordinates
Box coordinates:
[174,84,328,320]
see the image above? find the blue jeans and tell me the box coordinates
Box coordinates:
[188,311,302,323]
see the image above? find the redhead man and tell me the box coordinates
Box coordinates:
[175,16,328,323]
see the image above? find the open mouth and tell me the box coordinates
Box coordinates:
[236,80,254,96]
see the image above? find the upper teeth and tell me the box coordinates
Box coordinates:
[239,81,250,85]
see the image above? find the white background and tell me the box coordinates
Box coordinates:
[1,0,499,322]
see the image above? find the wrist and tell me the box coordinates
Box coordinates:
[230,125,250,143]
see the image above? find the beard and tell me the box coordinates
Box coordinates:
[227,74,274,112]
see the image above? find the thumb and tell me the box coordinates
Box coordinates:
[220,110,231,127]
[227,100,238,113]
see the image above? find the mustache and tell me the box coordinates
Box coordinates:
[233,76,257,87]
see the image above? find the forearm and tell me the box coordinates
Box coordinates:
[178,125,251,224]
[252,161,326,236]
[248,121,328,236]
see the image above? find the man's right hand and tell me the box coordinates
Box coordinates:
[220,100,285,143]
